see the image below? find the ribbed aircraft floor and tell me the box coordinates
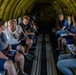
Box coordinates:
[23,34,57,75]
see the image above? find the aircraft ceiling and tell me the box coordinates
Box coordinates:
[0,0,76,21]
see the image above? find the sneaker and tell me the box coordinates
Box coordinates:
[27,53,34,57]
[54,48,60,52]
[21,72,28,75]
[27,53,36,59]
[32,55,36,60]
[29,51,35,53]
[25,55,32,61]
[28,51,35,55]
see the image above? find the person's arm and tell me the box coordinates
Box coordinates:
[19,32,25,40]
[17,25,25,40]
[25,31,35,35]
[28,32,35,35]
[61,20,69,30]
[31,20,35,27]
[0,51,9,60]
[61,26,66,30]
[56,25,60,30]
[7,43,12,51]
[6,41,12,50]
[66,31,75,36]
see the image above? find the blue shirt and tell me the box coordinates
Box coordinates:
[0,32,8,51]
[69,26,76,34]
[58,19,69,30]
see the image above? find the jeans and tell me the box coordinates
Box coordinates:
[57,54,76,75]
[55,30,66,38]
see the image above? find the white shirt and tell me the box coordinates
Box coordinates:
[4,25,23,45]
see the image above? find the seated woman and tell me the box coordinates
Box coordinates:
[20,16,35,40]
[56,15,76,53]
[0,18,28,75]
[57,35,76,75]
[24,15,38,41]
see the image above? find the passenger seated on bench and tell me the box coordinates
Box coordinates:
[53,14,69,38]
[4,20,33,60]
[20,16,35,40]
[0,18,28,75]
[57,35,76,75]
[24,15,37,31]
[24,15,38,41]
[56,15,76,53]
[19,16,34,53]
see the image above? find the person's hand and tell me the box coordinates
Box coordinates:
[7,51,14,56]
[52,29,56,33]
[28,30,31,32]
[8,44,12,51]
[56,25,60,30]
[66,30,70,34]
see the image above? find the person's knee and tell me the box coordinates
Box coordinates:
[61,38,65,43]
[58,38,60,42]
[57,61,73,75]
[17,45,22,50]
[16,45,24,51]
[26,39,33,45]
[15,53,24,62]
[56,31,60,35]
[30,40,33,45]
[62,39,67,45]
[57,61,63,69]
[58,55,63,60]
[4,60,14,70]
[58,37,62,41]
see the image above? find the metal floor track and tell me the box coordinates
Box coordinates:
[30,34,57,75]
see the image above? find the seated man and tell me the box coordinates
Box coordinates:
[0,18,28,75]
[4,20,33,60]
[55,14,69,38]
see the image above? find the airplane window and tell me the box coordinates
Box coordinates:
[67,16,71,25]
[5,22,8,26]
[18,18,21,24]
